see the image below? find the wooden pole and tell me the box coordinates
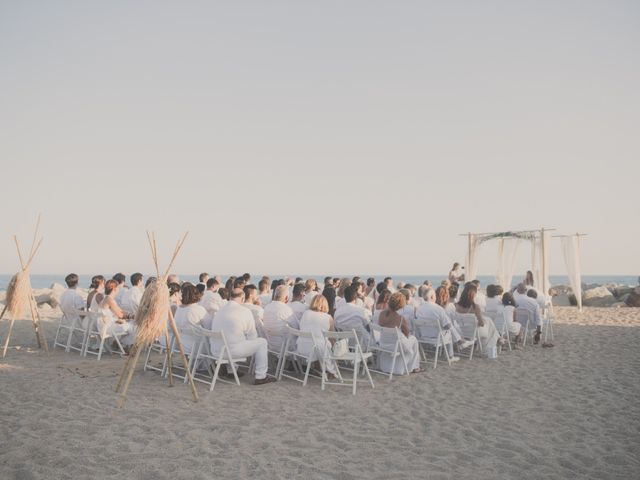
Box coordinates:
[165,331,174,387]
[1,314,16,358]
[540,227,547,295]
[28,295,48,353]
[167,308,198,402]
[467,232,472,281]
[116,344,143,408]
[115,349,136,393]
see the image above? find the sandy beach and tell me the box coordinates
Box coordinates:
[1,306,639,480]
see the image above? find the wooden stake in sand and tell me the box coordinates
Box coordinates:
[0,215,48,358]
[114,232,198,408]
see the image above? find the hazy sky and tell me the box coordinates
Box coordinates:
[1,1,638,276]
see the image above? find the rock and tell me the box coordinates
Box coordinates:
[39,303,52,311]
[33,288,53,306]
[625,292,640,308]
[569,294,578,306]
[582,286,616,307]
[613,286,634,298]
[549,285,572,296]
[552,294,572,306]
[611,302,627,308]
[0,291,5,303]
[49,283,66,307]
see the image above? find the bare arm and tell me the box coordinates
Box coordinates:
[474,304,485,326]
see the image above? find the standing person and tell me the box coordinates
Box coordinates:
[448,263,465,283]
[211,288,275,385]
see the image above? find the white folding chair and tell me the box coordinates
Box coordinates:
[490,309,512,352]
[83,311,128,361]
[515,308,534,347]
[190,326,248,390]
[413,315,454,368]
[542,304,555,342]
[144,331,170,375]
[367,324,409,380]
[453,313,478,360]
[322,329,374,395]
[277,326,323,387]
[54,307,88,354]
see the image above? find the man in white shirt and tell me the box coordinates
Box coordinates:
[199,277,224,315]
[513,283,542,343]
[257,278,272,307]
[289,283,309,325]
[59,273,88,329]
[113,272,128,307]
[210,288,275,385]
[242,284,265,333]
[121,272,144,316]
[334,285,371,346]
[384,277,396,293]
[262,285,297,352]
[197,272,209,290]
[416,287,473,359]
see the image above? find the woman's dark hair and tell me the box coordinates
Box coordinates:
[376,289,391,307]
[457,284,477,309]
[196,283,206,294]
[376,282,387,294]
[90,275,105,290]
[181,283,202,305]
[486,284,499,298]
[218,287,229,300]
[145,276,157,288]
[113,273,126,284]
[525,270,534,286]
[367,277,375,287]
[168,282,181,297]
[322,286,336,316]
[448,282,459,301]
[65,273,79,288]
[502,292,516,307]
[104,279,118,296]
[225,276,236,292]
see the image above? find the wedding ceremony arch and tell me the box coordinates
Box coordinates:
[459,228,586,310]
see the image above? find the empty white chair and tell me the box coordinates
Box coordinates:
[322,329,374,395]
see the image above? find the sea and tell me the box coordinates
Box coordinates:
[1,274,637,291]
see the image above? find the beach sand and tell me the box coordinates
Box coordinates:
[1,307,639,479]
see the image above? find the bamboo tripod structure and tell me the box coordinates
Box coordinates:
[1,216,48,358]
[114,232,199,408]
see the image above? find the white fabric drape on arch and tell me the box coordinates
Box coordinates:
[561,235,583,311]
[465,234,480,282]
[496,237,521,290]
[530,231,551,295]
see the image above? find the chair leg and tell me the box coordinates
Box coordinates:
[210,360,223,391]
[433,344,439,369]
[97,338,105,361]
[65,320,76,353]
[352,358,358,395]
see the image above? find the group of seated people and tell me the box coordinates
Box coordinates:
[58,269,548,384]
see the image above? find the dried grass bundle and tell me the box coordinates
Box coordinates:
[5,269,32,319]
[134,279,170,346]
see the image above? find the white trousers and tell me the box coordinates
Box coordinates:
[228,338,269,380]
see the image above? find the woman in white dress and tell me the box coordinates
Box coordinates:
[87,275,105,310]
[98,279,136,348]
[377,293,423,374]
[372,289,391,325]
[297,295,337,376]
[501,292,523,342]
[173,283,206,355]
[455,283,504,355]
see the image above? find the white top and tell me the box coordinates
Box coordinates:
[416,301,451,333]
[174,304,207,332]
[59,288,86,312]
[289,300,309,324]
[334,303,370,333]
[474,291,487,312]
[121,285,144,315]
[513,293,542,327]
[199,290,224,315]
[263,301,297,350]
[485,296,502,313]
[211,301,258,348]
[258,292,272,307]
[303,291,318,305]
[115,286,128,308]
[242,303,264,331]
[397,304,416,324]
[297,310,332,353]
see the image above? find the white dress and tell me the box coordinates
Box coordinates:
[378,316,421,375]
[97,305,136,347]
[297,310,337,374]
[502,305,522,336]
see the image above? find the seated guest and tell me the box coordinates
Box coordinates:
[321,285,337,317]
[415,287,473,359]
[396,288,416,330]
[455,283,503,354]
[372,289,391,325]
[145,277,157,287]
[335,278,352,309]
[166,274,180,285]
[262,285,297,352]
[60,273,87,329]
[197,272,209,290]
[173,283,206,354]
[98,279,136,348]
[404,284,419,308]
[168,282,182,316]
[289,283,309,325]
[303,279,319,305]
[210,288,275,385]
[258,278,272,307]
[365,277,377,301]
[416,285,429,307]
[121,272,144,316]
[242,284,265,333]
[334,285,371,347]
[112,273,128,307]
[436,285,456,318]
[501,292,523,342]
[297,295,338,377]
[377,292,423,374]
[484,284,504,314]
[470,279,487,312]
[199,277,224,315]
[513,283,543,343]
[87,275,105,310]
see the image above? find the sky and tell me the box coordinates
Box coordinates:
[1,1,638,277]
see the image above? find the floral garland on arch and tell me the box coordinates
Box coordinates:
[477,231,538,245]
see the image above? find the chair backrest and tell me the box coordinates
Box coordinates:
[199,325,232,357]
[515,308,532,329]
[286,325,314,340]
[324,329,365,355]
[413,310,443,340]
[454,313,478,338]
[371,324,401,351]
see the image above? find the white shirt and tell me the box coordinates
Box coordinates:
[416,301,452,333]
[242,303,264,331]
[263,300,297,351]
[397,304,416,326]
[115,286,128,308]
[485,296,502,313]
[297,310,332,354]
[121,285,144,315]
[513,292,542,327]
[174,304,207,331]
[334,303,371,333]
[59,288,86,312]
[199,290,224,315]
[258,292,272,307]
[210,301,258,353]
[474,291,487,312]
[289,300,309,324]
[303,291,318,305]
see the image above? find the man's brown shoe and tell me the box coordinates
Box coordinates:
[253,376,277,385]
